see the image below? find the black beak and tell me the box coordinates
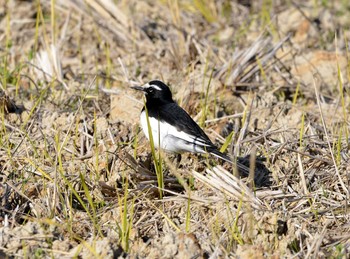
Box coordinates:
[131,86,145,91]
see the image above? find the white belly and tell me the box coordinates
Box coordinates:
[140,111,208,154]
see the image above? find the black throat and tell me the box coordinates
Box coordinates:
[143,95,174,116]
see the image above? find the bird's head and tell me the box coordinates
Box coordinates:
[131,80,173,103]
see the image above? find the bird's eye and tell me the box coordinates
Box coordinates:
[148,88,154,93]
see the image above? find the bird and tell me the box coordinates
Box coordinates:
[131,80,247,170]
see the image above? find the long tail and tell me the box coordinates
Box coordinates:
[209,149,249,173]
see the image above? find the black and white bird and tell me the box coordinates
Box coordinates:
[132,80,241,167]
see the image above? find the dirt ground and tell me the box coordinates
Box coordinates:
[1,0,350,258]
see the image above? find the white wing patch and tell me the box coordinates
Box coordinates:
[140,111,211,153]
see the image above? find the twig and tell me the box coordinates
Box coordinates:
[312,77,349,197]
[297,153,309,195]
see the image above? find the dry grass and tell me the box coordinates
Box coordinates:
[1,0,350,258]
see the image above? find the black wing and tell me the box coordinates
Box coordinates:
[151,102,216,148]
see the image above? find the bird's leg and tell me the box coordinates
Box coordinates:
[176,153,182,168]
[143,153,153,170]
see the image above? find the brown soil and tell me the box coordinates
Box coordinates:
[1,0,350,258]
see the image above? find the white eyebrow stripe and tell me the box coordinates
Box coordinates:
[150,84,162,91]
